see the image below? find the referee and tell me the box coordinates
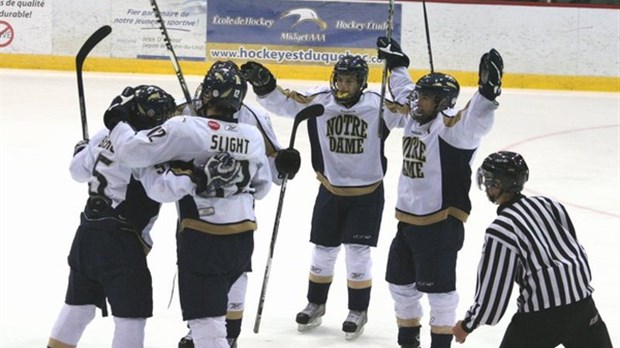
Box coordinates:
[453,151,612,347]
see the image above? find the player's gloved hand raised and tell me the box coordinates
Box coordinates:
[104,86,135,130]
[200,152,242,193]
[275,148,301,179]
[377,36,410,70]
[478,49,503,101]
[73,139,89,156]
[240,61,277,96]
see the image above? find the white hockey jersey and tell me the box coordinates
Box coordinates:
[70,129,161,246]
[257,85,406,196]
[389,67,498,225]
[108,116,272,234]
[181,101,284,184]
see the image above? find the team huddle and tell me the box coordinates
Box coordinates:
[46,36,613,348]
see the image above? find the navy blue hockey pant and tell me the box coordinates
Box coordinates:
[66,213,152,318]
[385,217,464,293]
[310,183,384,247]
[177,229,253,321]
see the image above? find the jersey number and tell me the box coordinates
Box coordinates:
[89,153,113,196]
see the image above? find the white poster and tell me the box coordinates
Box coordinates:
[0,0,52,53]
[111,0,206,60]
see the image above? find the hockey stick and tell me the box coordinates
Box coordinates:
[422,0,435,73]
[76,25,112,140]
[253,104,325,334]
[150,0,195,112]
[377,0,395,138]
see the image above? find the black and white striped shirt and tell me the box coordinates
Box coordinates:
[462,194,594,332]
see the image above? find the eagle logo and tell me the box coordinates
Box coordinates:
[280,8,328,30]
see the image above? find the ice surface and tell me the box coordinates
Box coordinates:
[1,69,618,347]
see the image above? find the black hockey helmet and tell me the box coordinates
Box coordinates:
[130,85,176,130]
[209,60,240,73]
[330,55,368,106]
[477,151,529,193]
[412,72,460,113]
[196,66,247,116]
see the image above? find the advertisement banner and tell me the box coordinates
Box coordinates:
[111,0,206,61]
[206,0,401,66]
[0,0,51,53]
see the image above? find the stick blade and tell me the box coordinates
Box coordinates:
[289,104,324,148]
[76,25,112,67]
[295,104,325,123]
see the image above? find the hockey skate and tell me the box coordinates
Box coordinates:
[295,303,326,332]
[178,332,238,348]
[178,331,193,348]
[342,310,368,340]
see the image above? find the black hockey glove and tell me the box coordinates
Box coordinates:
[377,36,410,70]
[240,61,277,96]
[275,148,301,180]
[104,86,135,130]
[478,49,504,101]
[73,139,89,156]
[197,152,242,194]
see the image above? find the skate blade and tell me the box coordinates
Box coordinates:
[344,326,365,340]
[297,317,323,332]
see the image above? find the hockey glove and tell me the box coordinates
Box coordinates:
[478,49,504,101]
[377,36,410,70]
[104,86,135,130]
[73,139,89,156]
[200,152,242,193]
[275,148,301,180]
[240,61,277,96]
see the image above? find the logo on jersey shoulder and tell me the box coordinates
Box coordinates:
[225,124,239,132]
[208,120,220,130]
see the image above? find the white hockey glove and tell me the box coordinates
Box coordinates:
[478,49,504,101]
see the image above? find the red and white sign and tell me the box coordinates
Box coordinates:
[0,21,15,48]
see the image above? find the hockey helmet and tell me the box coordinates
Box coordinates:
[196,66,247,115]
[130,85,176,130]
[330,55,368,106]
[477,151,529,193]
[412,72,460,112]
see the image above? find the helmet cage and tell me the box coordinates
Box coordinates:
[330,55,369,105]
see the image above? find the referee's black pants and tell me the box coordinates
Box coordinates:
[500,296,612,348]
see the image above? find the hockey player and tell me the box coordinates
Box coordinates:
[240,55,406,340]
[105,66,273,348]
[453,151,613,348]
[377,36,503,348]
[47,85,176,348]
[176,60,301,348]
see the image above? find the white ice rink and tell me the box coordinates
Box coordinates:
[1,68,618,347]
